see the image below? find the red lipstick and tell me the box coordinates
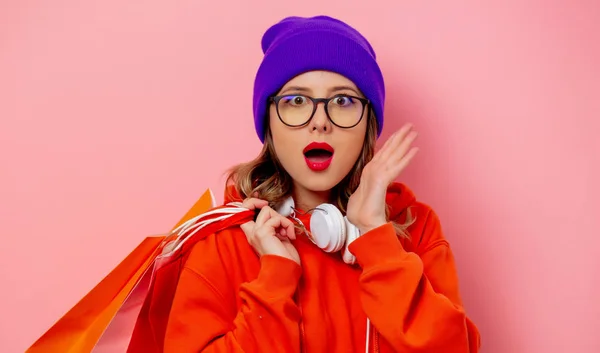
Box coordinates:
[303,142,334,172]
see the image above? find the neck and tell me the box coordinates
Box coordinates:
[292,183,331,212]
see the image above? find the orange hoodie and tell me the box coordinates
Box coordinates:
[164,182,481,353]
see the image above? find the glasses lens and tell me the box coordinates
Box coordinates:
[277,95,314,126]
[327,95,364,127]
[276,94,365,127]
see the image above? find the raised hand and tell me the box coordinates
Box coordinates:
[346,123,419,234]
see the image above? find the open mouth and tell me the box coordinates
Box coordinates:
[303,142,334,171]
[303,148,333,161]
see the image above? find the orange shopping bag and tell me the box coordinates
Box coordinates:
[26,189,218,353]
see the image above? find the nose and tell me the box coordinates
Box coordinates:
[308,101,332,133]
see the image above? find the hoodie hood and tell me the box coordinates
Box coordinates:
[385,182,416,220]
[223,181,416,220]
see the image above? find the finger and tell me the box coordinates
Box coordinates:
[277,225,295,240]
[268,211,296,240]
[266,214,295,233]
[240,221,255,239]
[392,130,418,163]
[242,197,269,210]
[387,146,419,179]
[375,123,414,161]
[275,232,288,242]
[381,125,416,165]
[260,216,295,240]
[284,222,296,240]
[254,206,275,227]
[397,122,415,139]
[286,221,296,240]
[388,124,414,151]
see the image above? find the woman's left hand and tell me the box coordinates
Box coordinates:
[346,123,419,234]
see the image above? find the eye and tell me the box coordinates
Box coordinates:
[332,95,355,107]
[281,95,309,106]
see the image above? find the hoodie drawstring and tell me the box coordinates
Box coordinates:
[365,318,371,353]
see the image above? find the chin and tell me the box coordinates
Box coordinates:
[298,181,336,193]
[295,170,346,193]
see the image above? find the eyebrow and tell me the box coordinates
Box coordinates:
[279,86,311,95]
[331,85,360,95]
[279,85,361,96]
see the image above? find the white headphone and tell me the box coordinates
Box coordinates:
[275,197,361,265]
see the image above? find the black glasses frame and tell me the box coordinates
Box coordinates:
[268,94,370,129]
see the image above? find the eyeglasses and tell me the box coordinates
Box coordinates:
[269,94,370,128]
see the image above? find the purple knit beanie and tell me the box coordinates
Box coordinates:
[253,15,385,143]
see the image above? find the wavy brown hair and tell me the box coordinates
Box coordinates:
[225,111,413,238]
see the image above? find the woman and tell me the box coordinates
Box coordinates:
[163,15,481,352]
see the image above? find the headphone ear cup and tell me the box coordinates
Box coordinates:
[342,216,360,265]
[275,196,295,217]
[310,203,346,252]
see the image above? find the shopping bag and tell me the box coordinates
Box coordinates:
[26,237,163,353]
[126,202,255,353]
[89,189,220,352]
[26,188,219,353]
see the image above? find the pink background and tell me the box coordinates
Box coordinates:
[1,1,599,352]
